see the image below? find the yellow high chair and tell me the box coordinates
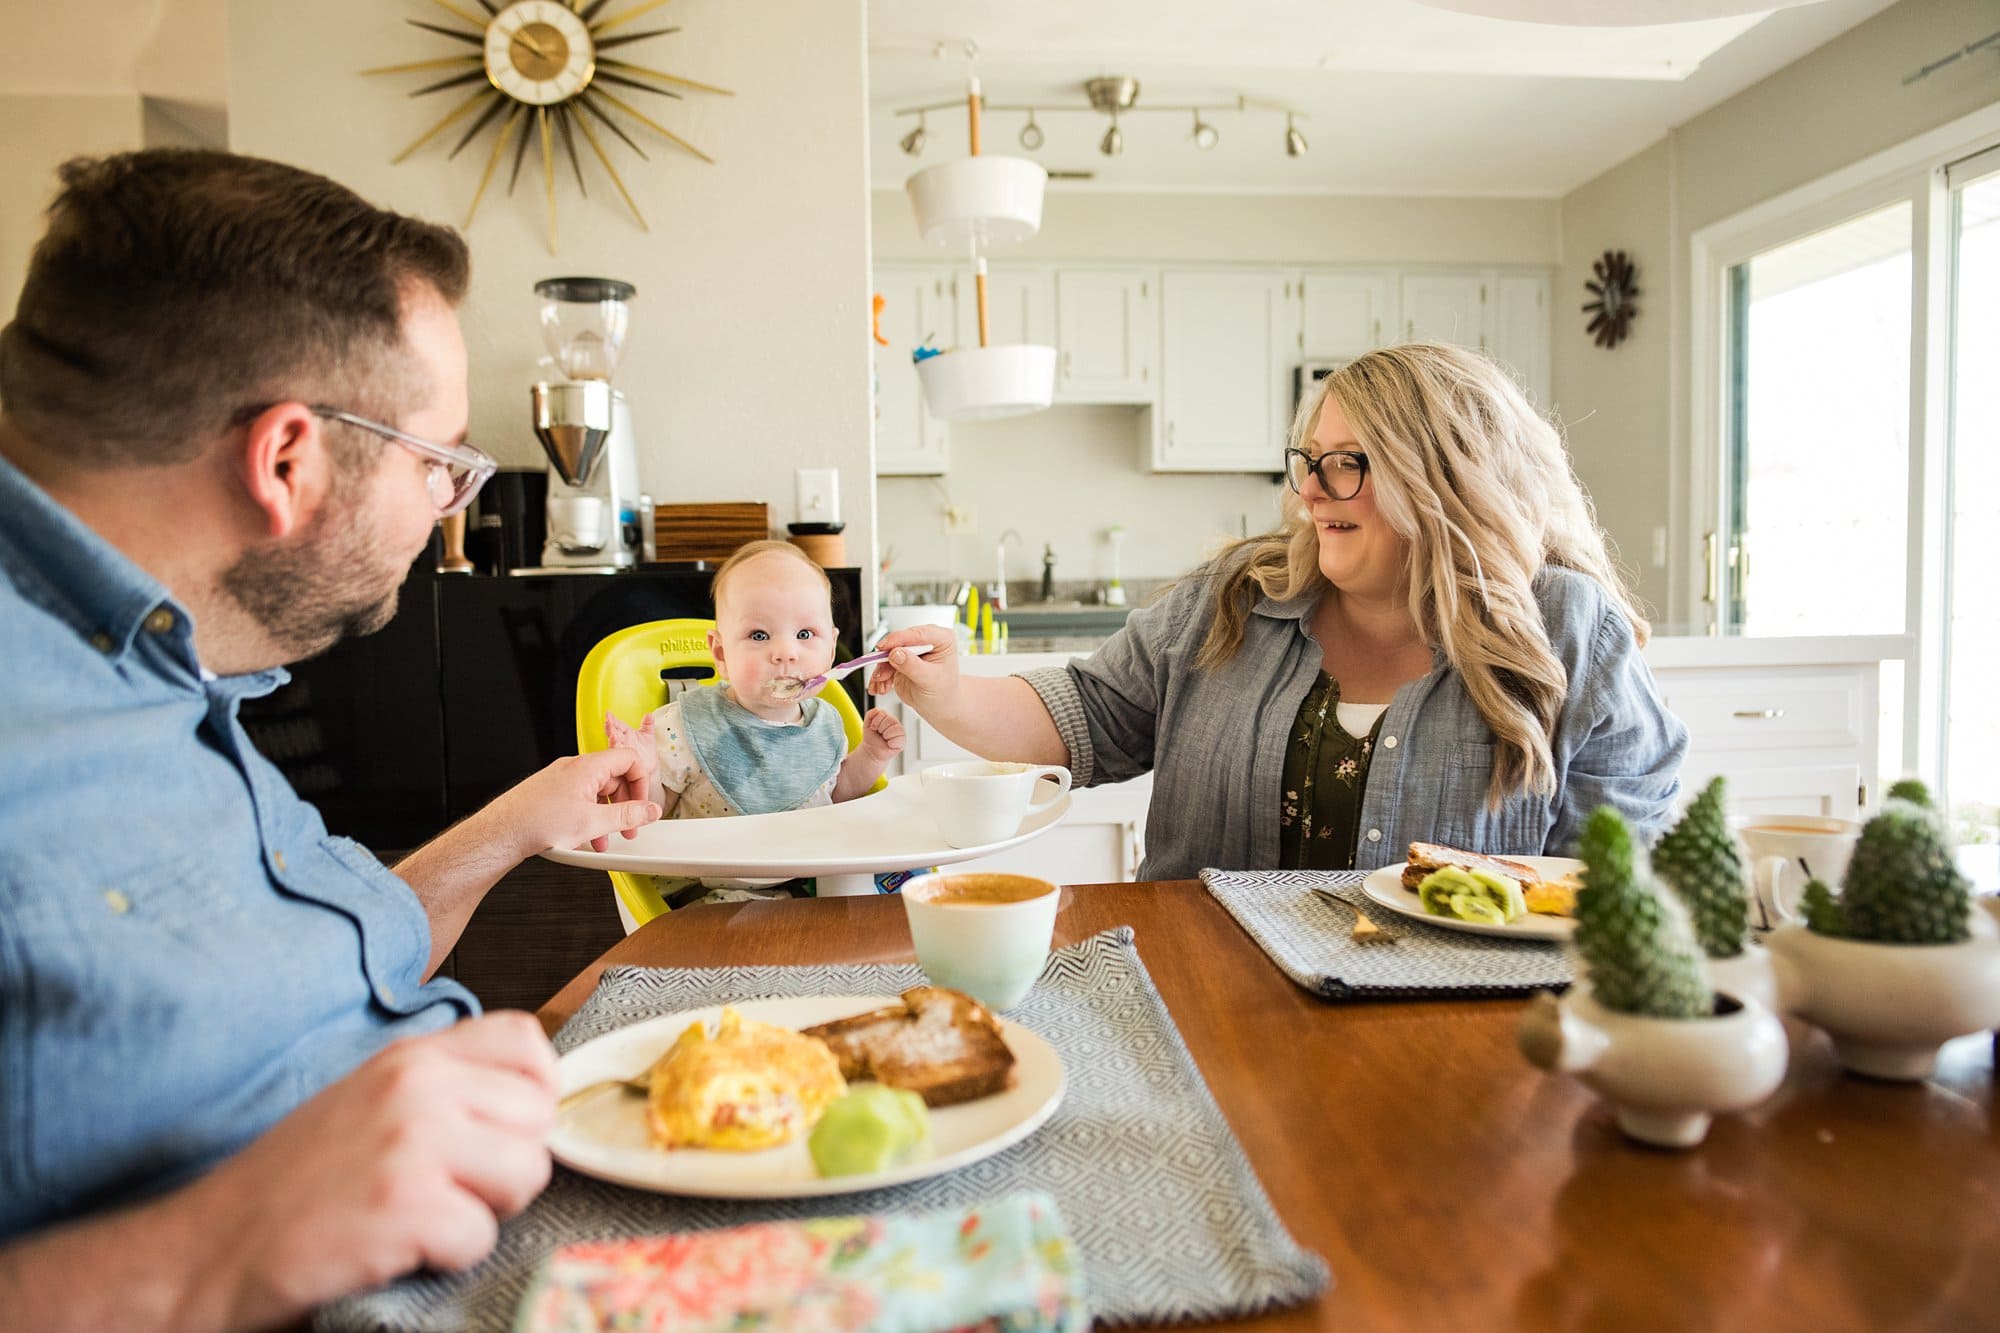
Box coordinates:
[574,617,874,931]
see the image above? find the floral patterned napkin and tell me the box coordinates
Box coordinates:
[512,1191,1085,1333]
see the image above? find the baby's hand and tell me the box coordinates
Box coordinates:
[857,707,906,761]
[604,711,660,785]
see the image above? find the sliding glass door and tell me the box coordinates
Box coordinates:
[1722,203,1912,635]
[1944,148,2000,868]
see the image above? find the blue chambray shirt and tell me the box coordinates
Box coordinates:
[0,451,477,1238]
[1022,561,1688,880]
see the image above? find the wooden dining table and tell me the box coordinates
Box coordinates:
[538,880,2000,1333]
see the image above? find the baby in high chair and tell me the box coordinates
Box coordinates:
[604,540,904,900]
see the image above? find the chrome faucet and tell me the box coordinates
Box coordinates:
[1040,541,1057,603]
[996,530,1022,612]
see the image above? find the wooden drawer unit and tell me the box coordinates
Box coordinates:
[1653,666,1868,754]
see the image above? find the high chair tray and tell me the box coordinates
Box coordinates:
[539,772,1071,877]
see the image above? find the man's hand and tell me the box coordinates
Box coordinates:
[854,707,905,764]
[0,1014,562,1333]
[489,747,663,857]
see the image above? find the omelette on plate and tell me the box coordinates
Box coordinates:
[646,1008,847,1151]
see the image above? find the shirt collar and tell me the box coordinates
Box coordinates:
[0,448,285,693]
[0,447,182,662]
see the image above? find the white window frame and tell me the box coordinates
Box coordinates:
[1686,101,2000,783]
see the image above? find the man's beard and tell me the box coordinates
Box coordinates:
[219,493,408,662]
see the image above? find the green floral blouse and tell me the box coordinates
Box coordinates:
[1278,672,1384,871]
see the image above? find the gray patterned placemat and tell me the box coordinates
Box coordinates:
[1202,869,1574,1001]
[317,927,1327,1331]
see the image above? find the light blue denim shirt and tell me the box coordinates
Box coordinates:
[1021,560,1687,880]
[0,451,476,1238]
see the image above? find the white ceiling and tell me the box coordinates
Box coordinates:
[867,0,1901,196]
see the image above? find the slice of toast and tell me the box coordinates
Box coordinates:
[800,986,1017,1108]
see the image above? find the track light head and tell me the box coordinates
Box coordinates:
[900,114,928,156]
[1284,114,1307,158]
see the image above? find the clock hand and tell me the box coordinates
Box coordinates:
[510,29,554,62]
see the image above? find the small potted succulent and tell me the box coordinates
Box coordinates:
[1517,807,1789,1149]
[1652,776,1774,1009]
[1769,780,2000,1080]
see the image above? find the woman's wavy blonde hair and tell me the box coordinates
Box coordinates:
[1197,342,1646,806]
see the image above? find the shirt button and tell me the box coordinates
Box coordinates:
[273,851,289,873]
[375,983,396,1007]
[144,608,176,634]
[90,631,115,653]
[1381,736,1398,749]
[1366,828,1383,843]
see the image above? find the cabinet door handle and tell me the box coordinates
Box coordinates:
[1061,350,1072,376]
[1405,319,1414,340]
[1732,708,1786,719]
[1166,421,1176,449]
[1372,318,1381,346]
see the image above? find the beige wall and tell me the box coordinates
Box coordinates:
[1552,139,1676,619]
[227,0,876,604]
[874,189,1560,265]
[0,95,143,312]
[1555,0,1999,625]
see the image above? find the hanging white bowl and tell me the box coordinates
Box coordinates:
[906,157,1047,250]
[916,345,1057,422]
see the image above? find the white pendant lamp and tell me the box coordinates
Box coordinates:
[902,73,1056,423]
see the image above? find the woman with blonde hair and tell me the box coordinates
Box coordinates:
[870,343,1686,877]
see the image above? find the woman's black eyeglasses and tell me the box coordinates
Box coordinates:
[1283,447,1369,500]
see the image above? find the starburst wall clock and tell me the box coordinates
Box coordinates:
[367,0,732,252]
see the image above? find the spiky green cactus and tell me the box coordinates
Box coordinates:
[1801,878,1844,936]
[1832,798,1973,944]
[1886,778,1934,809]
[1651,777,1751,959]
[1574,807,1712,1019]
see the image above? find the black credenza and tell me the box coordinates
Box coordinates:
[243,541,865,850]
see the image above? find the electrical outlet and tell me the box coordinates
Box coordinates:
[794,468,839,524]
[943,504,977,534]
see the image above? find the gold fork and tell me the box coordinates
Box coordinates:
[1311,886,1397,944]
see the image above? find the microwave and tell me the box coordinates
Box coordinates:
[1293,359,1350,407]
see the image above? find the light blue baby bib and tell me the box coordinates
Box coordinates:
[677,684,846,815]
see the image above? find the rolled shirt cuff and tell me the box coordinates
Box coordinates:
[1017,666,1094,788]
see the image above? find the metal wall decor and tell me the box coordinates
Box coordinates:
[365,0,733,252]
[1583,249,1640,348]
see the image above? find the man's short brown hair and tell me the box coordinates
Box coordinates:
[0,149,469,468]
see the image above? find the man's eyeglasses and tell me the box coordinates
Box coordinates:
[1283,447,1369,500]
[309,406,496,516]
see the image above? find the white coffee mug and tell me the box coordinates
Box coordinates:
[920,760,1072,849]
[900,871,1060,1011]
[1731,815,1862,929]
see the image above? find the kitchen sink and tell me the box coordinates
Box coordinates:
[998,603,1132,635]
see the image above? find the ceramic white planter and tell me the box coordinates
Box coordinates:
[1517,986,1789,1148]
[1766,898,2000,1081]
[1706,942,1778,1013]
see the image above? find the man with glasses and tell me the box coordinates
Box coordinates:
[0,151,660,1329]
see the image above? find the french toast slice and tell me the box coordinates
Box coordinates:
[800,986,1017,1108]
[1403,841,1579,917]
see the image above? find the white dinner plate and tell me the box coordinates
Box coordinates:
[550,995,1066,1198]
[1360,855,1582,941]
[539,772,1070,878]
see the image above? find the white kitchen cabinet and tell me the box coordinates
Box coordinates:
[1647,657,1882,822]
[1300,270,1395,361]
[872,266,954,476]
[1490,273,1551,405]
[1399,271,1489,349]
[1152,269,1295,473]
[1054,268,1157,402]
[955,265,1055,351]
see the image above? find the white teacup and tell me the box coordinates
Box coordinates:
[900,871,1060,1011]
[920,760,1072,849]
[1731,815,1862,929]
